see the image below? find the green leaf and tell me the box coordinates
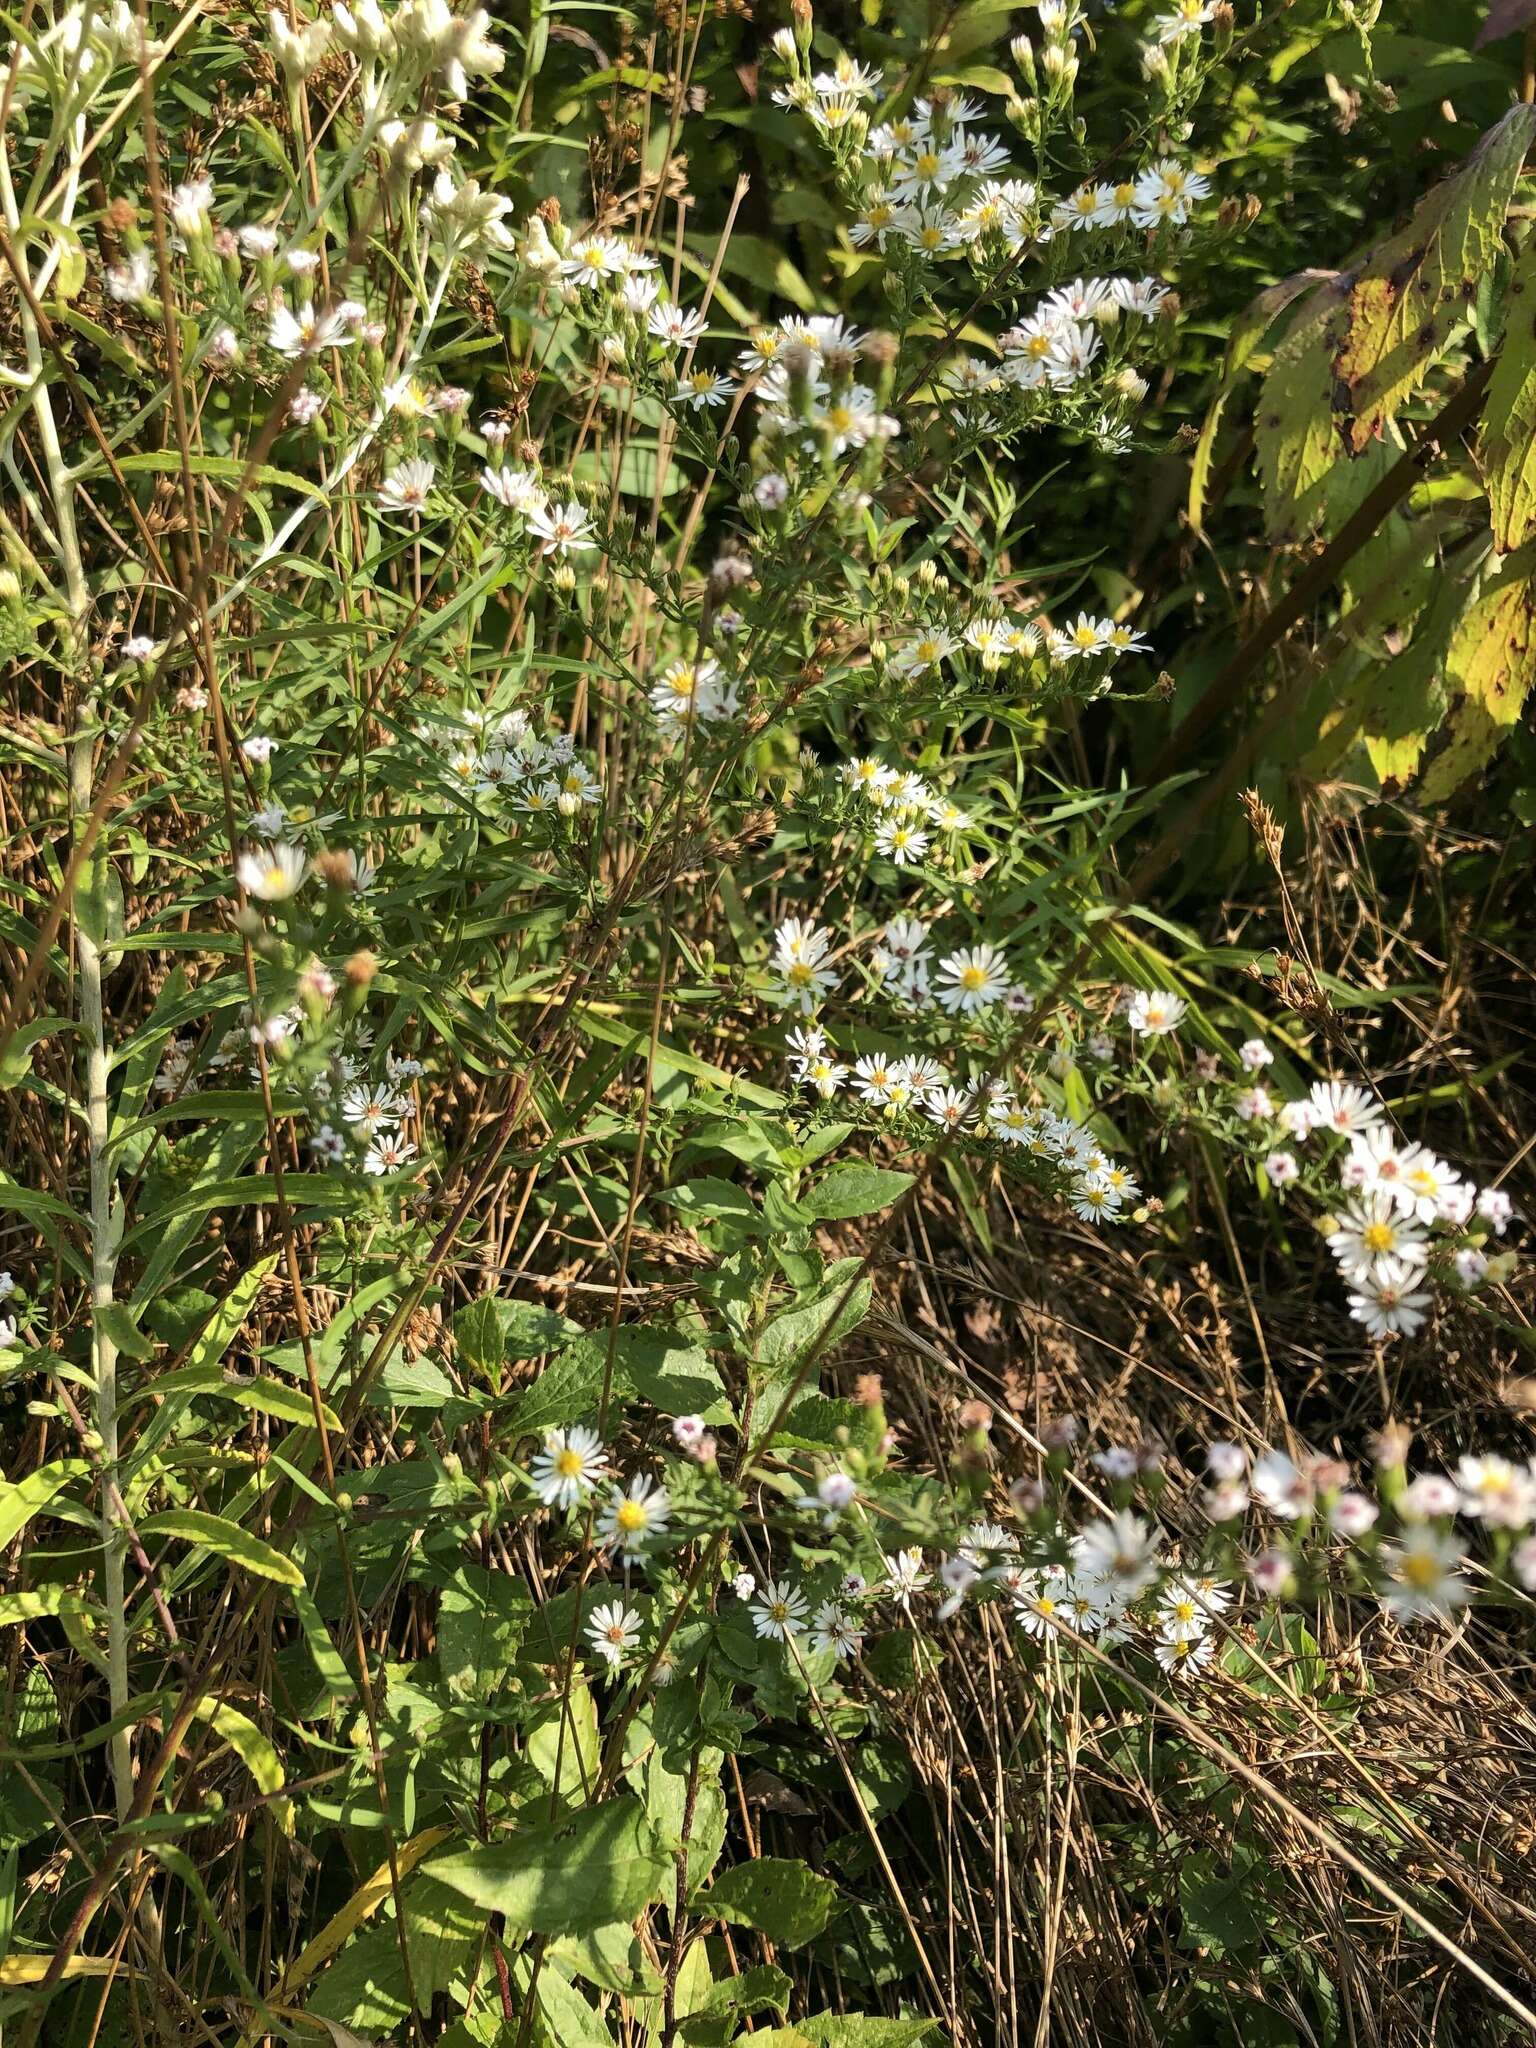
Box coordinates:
[500,1344,608,1438]
[191,1700,291,1832]
[1418,542,1536,800]
[106,448,327,500]
[368,1355,456,1408]
[1177,1847,1271,1958]
[97,1302,155,1361]
[0,1016,75,1090]
[426,1797,670,1935]
[0,1461,90,1551]
[188,1245,280,1376]
[699,1857,840,1948]
[0,1589,94,1628]
[610,1327,731,1422]
[437,1564,529,1701]
[802,1165,914,1222]
[139,1364,339,1430]
[792,2021,943,2047]
[454,1295,579,1376]
[1334,105,1536,453]
[660,1176,763,1231]
[1481,243,1536,551]
[801,2020,943,2046]
[755,1262,873,1373]
[139,1509,304,1587]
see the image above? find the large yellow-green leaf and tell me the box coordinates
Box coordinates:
[191,1699,294,1834]
[1190,269,1336,533]
[1481,243,1536,552]
[1254,289,1345,540]
[1418,544,1536,800]
[1334,104,1536,455]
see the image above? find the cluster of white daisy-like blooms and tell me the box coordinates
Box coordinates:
[410,708,603,819]
[1207,1434,1536,1629]
[765,1,1210,463]
[767,914,1144,1229]
[1263,1078,1515,1339]
[1050,992,1519,1344]
[516,1399,1536,1697]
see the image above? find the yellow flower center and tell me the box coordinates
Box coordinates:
[1362,1222,1396,1253]
[555,1448,584,1477]
[616,1499,648,1532]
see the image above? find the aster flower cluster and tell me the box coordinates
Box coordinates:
[1258,1079,1515,1340]
[503,1394,1536,1708]
[1087,996,1521,1344]
[411,708,603,820]
[1211,1435,1536,1628]
[771,7,1210,457]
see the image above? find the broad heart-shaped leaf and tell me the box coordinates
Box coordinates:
[1481,243,1536,552]
[426,1797,669,1934]
[1418,542,1536,800]
[454,1295,579,1376]
[801,1164,914,1222]
[698,1856,840,1947]
[139,1509,303,1586]
[1177,1846,1271,1959]
[1334,104,1536,454]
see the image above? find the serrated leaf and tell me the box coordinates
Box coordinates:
[1177,1847,1271,1958]
[1481,244,1536,551]
[1253,289,1345,539]
[755,1263,872,1373]
[1419,543,1536,799]
[802,1165,914,1222]
[1334,105,1536,454]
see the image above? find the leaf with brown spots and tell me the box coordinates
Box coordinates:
[1333,105,1536,455]
[1418,542,1536,800]
[1480,243,1536,551]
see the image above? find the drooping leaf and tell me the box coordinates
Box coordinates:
[1481,243,1536,551]
[139,1509,304,1587]
[1333,105,1536,453]
[426,1798,669,1935]
[699,1857,841,1948]
[0,1460,90,1551]
[191,1701,292,1834]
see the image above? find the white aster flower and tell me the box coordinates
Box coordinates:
[530,1423,609,1511]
